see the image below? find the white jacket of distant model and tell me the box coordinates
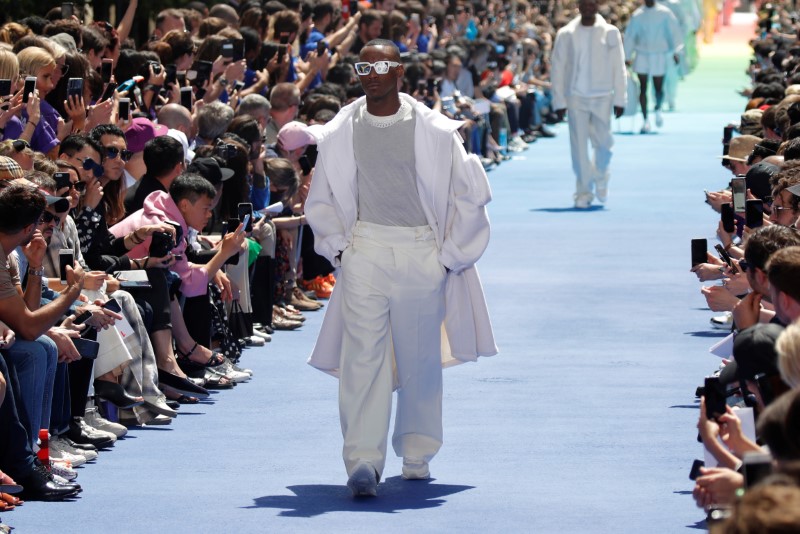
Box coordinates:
[305,93,499,377]
[550,14,628,111]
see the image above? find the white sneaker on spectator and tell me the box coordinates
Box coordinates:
[402,458,430,480]
[85,405,128,438]
[655,110,664,128]
[143,394,178,418]
[50,460,78,481]
[50,435,97,462]
[49,447,86,467]
[251,328,272,342]
[216,361,250,383]
[76,416,117,444]
[710,312,734,330]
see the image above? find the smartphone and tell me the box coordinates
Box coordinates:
[180,86,193,110]
[721,203,736,233]
[72,310,92,325]
[731,176,747,213]
[22,76,36,104]
[67,78,83,100]
[221,42,234,60]
[298,154,312,176]
[277,44,287,64]
[427,78,435,96]
[691,238,707,268]
[279,32,290,46]
[745,199,764,228]
[54,172,72,191]
[704,376,727,421]
[118,98,130,122]
[59,249,74,284]
[72,338,100,359]
[232,39,245,62]
[723,125,734,144]
[417,79,426,95]
[99,81,117,102]
[742,451,773,488]
[62,1,74,18]
[165,64,177,86]
[102,298,122,314]
[317,40,327,56]
[689,459,704,481]
[714,244,739,274]
[0,79,10,99]
[189,60,213,86]
[238,202,254,232]
[101,58,113,84]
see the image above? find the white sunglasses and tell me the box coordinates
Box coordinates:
[354,61,401,76]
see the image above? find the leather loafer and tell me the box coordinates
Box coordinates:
[157,369,210,398]
[93,380,145,409]
[17,464,81,501]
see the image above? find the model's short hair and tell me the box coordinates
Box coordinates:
[170,172,217,204]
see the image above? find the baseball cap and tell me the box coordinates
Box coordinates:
[0,156,23,180]
[166,129,195,164]
[187,157,234,187]
[746,162,780,201]
[125,117,168,154]
[720,135,762,162]
[277,121,316,151]
[37,189,70,212]
[733,323,784,382]
[740,109,764,136]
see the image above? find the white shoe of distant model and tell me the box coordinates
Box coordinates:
[574,198,591,209]
[402,458,430,480]
[655,110,664,128]
[596,187,608,203]
[710,312,734,330]
[640,120,652,134]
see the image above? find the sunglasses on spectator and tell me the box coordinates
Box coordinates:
[105,146,133,162]
[12,140,31,152]
[739,260,751,272]
[354,61,401,76]
[61,181,87,195]
[39,211,60,225]
[58,64,70,76]
[79,157,105,178]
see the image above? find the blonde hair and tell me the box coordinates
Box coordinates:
[0,49,19,82]
[17,46,55,78]
[777,322,800,388]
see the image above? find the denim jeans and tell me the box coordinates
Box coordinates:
[0,355,35,479]
[50,362,71,435]
[1,336,58,447]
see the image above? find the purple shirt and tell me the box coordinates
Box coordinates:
[3,100,60,154]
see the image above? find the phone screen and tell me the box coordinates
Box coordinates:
[118,98,130,122]
[745,199,764,228]
[59,249,74,284]
[691,238,707,268]
[743,453,773,488]
[22,77,36,104]
[101,59,113,84]
[317,40,327,55]
[102,298,122,314]
[222,43,234,59]
[99,81,117,103]
[62,2,74,18]
[721,203,736,233]
[67,78,83,99]
[165,64,177,86]
[54,172,71,190]
[180,87,193,110]
[731,177,747,213]
[238,203,254,232]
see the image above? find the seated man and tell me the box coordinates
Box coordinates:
[124,135,185,216]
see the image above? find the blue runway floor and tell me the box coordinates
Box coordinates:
[3,43,751,534]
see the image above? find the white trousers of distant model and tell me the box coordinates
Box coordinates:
[339,220,447,478]
[567,94,614,203]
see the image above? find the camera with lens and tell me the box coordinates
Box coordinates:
[149,231,175,258]
[215,142,237,161]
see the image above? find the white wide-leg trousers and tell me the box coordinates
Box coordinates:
[339,220,447,478]
[567,94,614,202]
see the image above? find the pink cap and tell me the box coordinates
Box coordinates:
[277,121,316,151]
[125,117,169,154]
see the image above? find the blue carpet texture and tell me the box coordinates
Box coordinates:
[4,22,752,534]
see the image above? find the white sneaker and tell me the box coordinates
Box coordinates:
[143,394,178,418]
[574,198,591,209]
[596,187,608,203]
[49,447,87,467]
[640,120,652,134]
[655,110,664,128]
[710,312,734,330]
[251,328,272,342]
[50,460,78,481]
[347,463,378,497]
[85,406,128,438]
[50,435,98,462]
[402,458,430,480]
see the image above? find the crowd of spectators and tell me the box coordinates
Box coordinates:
[0,0,702,527]
[689,3,800,530]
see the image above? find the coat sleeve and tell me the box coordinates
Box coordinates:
[607,27,628,109]
[305,152,349,267]
[623,16,638,61]
[549,30,568,111]
[439,134,492,274]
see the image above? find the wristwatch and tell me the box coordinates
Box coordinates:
[27,266,44,277]
[218,77,229,87]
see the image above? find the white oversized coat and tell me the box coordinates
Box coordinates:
[305,93,498,377]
